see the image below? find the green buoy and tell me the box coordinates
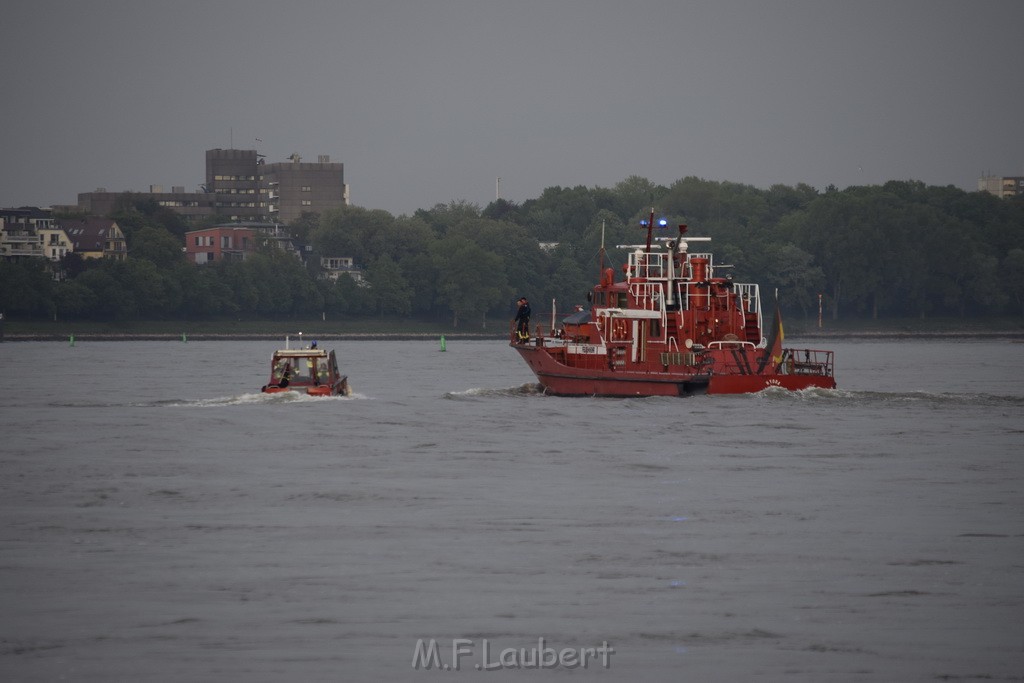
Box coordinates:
[440,335,446,352]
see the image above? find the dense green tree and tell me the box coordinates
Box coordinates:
[1004,249,1024,316]
[0,260,53,316]
[131,226,186,268]
[288,211,321,242]
[75,266,136,319]
[366,255,412,317]
[612,176,668,219]
[313,206,395,267]
[431,236,509,328]
[754,244,826,319]
[520,186,596,242]
[52,279,97,320]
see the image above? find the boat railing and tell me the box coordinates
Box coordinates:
[629,282,666,312]
[675,282,690,310]
[733,282,761,312]
[780,348,835,377]
[627,250,670,280]
[707,340,757,350]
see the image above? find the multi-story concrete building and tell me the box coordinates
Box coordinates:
[75,148,348,225]
[77,186,215,219]
[978,175,1024,199]
[205,149,263,222]
[262,154,349,225]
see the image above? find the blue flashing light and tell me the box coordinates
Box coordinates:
[658,219,668,227]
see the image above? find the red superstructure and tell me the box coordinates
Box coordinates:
[511,212,836,396]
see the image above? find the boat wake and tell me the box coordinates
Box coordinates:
[443,383,544,400]
[750,386,1024,407]
[145,391,370,407]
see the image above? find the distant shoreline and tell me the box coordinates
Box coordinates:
[2,331,1022,342]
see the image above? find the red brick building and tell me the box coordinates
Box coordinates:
[184,226,256,264]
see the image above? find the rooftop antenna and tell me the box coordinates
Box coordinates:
[496,177,501,201]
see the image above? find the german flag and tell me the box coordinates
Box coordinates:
[770,302,784,365]
[757,296,784,373]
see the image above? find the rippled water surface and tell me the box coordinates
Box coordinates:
[2,338,1022,681]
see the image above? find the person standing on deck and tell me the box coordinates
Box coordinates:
[513,297,531,342]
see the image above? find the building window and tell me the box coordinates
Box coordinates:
[301,186,311,192]
[302,200,312,206]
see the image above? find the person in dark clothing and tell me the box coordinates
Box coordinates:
[513,297,531,342]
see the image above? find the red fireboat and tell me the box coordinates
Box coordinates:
[510,211,836,396]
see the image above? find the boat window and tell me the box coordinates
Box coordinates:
[650,319,661,337]
[616,292,628,308]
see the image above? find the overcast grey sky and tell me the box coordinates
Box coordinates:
[3,0,1022,216]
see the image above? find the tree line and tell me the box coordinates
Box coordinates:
[2,177,1023,326]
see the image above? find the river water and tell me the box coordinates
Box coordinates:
[1,338,1022,681]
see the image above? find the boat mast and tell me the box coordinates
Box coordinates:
[644,209,655,253]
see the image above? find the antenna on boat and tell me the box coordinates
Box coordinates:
[598,220,606,276]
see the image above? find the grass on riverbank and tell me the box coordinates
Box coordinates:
[0,316,505,338]
[782,315,1024,335]
[2,314,1022,339]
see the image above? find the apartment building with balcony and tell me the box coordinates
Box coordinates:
[320,256,365,284]
[0,207,49,260]
[978,175,1024,199]
[184,223,300,265]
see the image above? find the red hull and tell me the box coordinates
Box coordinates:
[261,380,349,397]
[514,344,835,397]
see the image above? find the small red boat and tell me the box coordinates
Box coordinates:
[511,212,836,396]
[261,344,351,397]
